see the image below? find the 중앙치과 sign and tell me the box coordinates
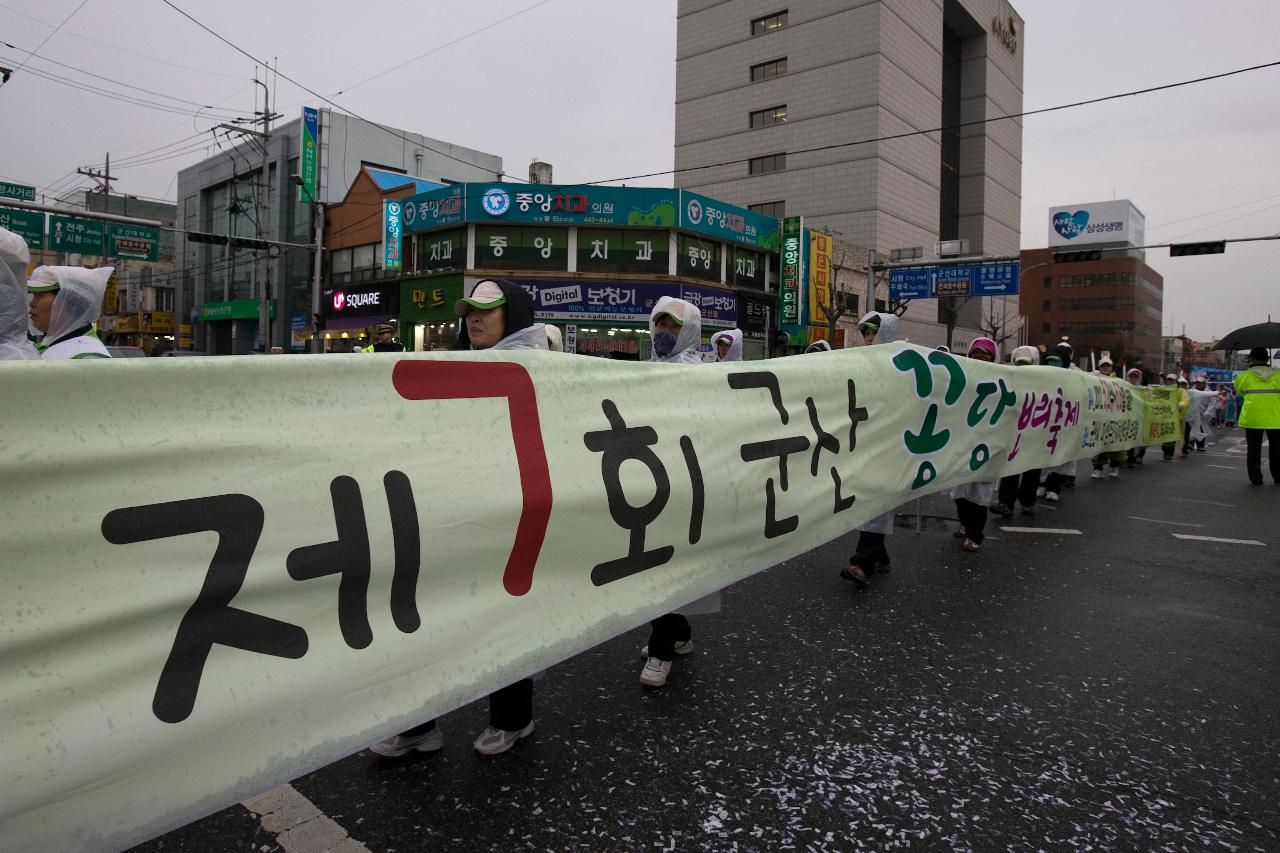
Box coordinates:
[0,351,1175,852]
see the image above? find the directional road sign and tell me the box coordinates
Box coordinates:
[888,260,1019,300]
[0,206,45,248]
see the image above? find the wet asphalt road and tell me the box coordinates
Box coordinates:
[133,430,1278,852]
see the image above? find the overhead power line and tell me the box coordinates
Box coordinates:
[159,0,522,181]
[0,0,88,89]
[6,63,246,119]
[584,59,1280,186]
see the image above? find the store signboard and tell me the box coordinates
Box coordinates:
[779,216,805,326]
[506,279,737,328]
[0,206,45,248]
[808,230,833,324]
[679,190,780,251]
[320,281,400,319]
[383,201,403,271]
[49,214,106,255]
[299,107,319,203]
[400,275,463,323]
[198,300,275,321]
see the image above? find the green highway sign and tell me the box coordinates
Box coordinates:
[0,206,45,249]
[0,181,36,203]
[49,215,106,255]
[108,223,160,261]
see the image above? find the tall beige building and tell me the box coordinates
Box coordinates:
[675,0,1024,346]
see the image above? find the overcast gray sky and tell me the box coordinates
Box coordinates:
[2,0,1276,342]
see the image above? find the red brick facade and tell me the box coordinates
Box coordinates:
[1018,248,1164,371]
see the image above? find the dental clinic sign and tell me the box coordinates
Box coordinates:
[1048,199,1145,249]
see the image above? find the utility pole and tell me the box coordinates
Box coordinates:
[257,67,272,353]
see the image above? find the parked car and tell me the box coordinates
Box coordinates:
[160,351,209,356]
[106,346,146,358]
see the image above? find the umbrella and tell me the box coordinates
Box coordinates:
[1212,321,1280,350]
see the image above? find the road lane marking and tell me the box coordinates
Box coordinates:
[1171,534,1265,546]
[1128,516,1203,527]
[1207,465,1237,470]
[242,784,369,853]
[1168,498,1236,507]
[999,527,1082,534]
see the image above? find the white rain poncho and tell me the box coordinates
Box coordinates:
[0,227,38,360]
[649,296,703,364]
[711,328,743,362]
[857,311,904,535]
[950,337,1001,505]
[34,265,113,359]
[490,324,550,352]
[1186,385,1220,443]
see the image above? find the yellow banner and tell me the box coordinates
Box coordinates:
[0,349,1167,851]
[807,229,832,324]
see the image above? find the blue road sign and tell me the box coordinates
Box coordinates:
[888,261,1019,300]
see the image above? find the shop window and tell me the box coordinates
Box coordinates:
[1043,276,1052,288]
[1042,322,1051,334]
[751,10,787,36]
[577,228,668,274]
[1043,299,1051,311]
[750,57,787,82]
[678,234,722,282]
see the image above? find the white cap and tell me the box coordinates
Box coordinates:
[1098,356,1113,367]
[1165,373,1177,380]
[454,280,507,317]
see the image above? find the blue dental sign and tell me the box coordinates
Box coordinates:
[888,261,1020,300]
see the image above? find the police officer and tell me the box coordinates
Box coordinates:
[361,323,404,352]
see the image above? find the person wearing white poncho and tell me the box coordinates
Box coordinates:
[638,296,720,689]
[27,264,113,359]
[711,327,743,362]
[0,227,38,360]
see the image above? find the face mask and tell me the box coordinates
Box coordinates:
[653,330,678,357]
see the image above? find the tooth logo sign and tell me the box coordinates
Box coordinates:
[1053,210,1090,240]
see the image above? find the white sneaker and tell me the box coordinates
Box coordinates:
[639,639,694,658]
[369,727,444,757]
[1109,469,1119,479]
[639,657,673,688]
[1036,486,1046,498]
[1045,491,1059,503]
[1090,470,1104,479]
[472,720,535,756]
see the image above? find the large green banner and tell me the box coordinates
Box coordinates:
[0,350,1173,851]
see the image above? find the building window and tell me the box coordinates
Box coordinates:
[749,105,788,129]
[749,200,786,219]
[1042,322,1051,335]
[1043,299,1051,311]
[751,10,787,36]
[750,57,787,82]
[1043,276,1052,288]
[748,153,786,175]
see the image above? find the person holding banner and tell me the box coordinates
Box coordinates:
[1090,357,1126,479]
[712,328,743,362]
[26,265,113,359]
[1160,374,1189,461]
[0,226,38,360]
[804,339,832,354]
[369,279,549,758]
[1125,367,1148,467]
[951,338,1001,551]
[639,296,719,688]
[1037,342,1078,502]
[1235,347,1280,485]
[1185,375,1220,453]
[842,312,903,586]
[994,345,1042,516]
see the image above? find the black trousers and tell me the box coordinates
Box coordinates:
[1127,446,1146,465]
[1181,422,1192,455]
[998,469,1040,509]
[954,498,988,544]
[849,530,889,569]
[1043,471,1068,492]
[488,679,534,731]
[647,613,692,661]
[1245,427,1280,484]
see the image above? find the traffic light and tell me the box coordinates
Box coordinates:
[229,236,274,251]
[1054,249,1103,263]
[1169,241,1226,257]
[185,231,228,245]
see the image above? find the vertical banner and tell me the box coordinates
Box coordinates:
[383,201,403,271]
[779,216,805,338]
[808,229,832,338]
[564,323,577,354]
[298,107,319,203]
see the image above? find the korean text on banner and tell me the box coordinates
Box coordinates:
[0,351,1167,852]
[808,230,832,326]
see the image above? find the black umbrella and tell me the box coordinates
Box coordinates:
[1213,321,1280,350]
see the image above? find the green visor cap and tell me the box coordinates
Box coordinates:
[654,311,684,327]
[453,280,507,317]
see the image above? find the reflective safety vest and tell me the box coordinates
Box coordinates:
[38,332,111,360]
[1234,366,1280,428]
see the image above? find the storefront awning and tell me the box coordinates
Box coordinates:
[324,314,394,331]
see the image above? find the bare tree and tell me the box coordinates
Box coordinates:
[978,297,1021,354]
